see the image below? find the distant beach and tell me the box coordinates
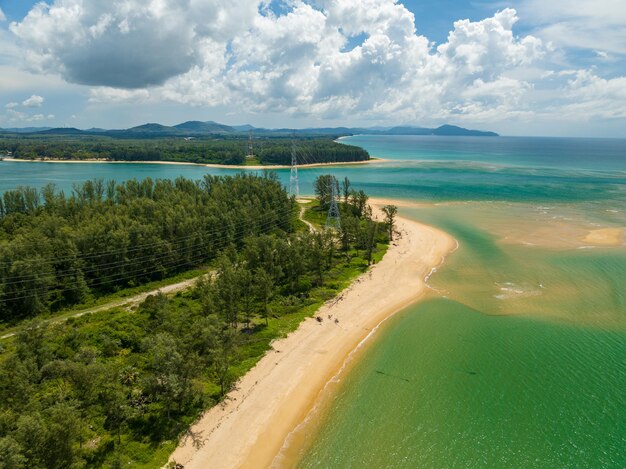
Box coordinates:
[2,156,386,170]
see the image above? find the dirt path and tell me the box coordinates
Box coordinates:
[298,204,317,233]
[0,276,204,340]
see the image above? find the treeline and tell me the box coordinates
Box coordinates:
[256,139,369,165]
[0,136,369,165]
[0,178,389,467]
[0,174,294,322]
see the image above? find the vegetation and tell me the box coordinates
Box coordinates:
[0,175,388,468]
[0,174,294,322]
[0,135,369,166]
[382,204,399,241]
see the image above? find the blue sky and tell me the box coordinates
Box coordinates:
[0,0,625,137]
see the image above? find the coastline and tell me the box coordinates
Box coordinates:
[167,201,457,468]
[2,156,386,170]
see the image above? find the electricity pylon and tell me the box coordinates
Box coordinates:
[326,181,341,230]
[289,139,299,198]
[247,131,254,157]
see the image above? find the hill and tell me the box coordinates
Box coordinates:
[0,122,499,138]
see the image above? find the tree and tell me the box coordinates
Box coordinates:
[42,403,83,468]
[382,205,398,241]
[214,327,237,396]
[254,268,274,326]
[102,383,132,445]
[314,175,338,210]
[349,190,369,218]
[0,437,27,468]
[342,177,351,203]
[364,220,379,266]
[238,267,254,329]
[144,333,186,419]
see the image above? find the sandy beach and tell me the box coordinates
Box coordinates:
[168,201,456,468]
[2,156,385,170]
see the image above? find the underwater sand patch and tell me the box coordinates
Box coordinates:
[582,228,625,246]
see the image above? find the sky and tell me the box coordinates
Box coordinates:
[0,0,625,137]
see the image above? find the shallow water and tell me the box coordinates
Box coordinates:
[2,136,626,467]
[297,299,626,468]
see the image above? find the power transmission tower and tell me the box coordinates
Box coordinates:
[289,138,299,198]
[247,131,254,158]
[326,180,341,230]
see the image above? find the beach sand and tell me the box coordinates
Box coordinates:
[2,156,385,170]
[167,201,456,468]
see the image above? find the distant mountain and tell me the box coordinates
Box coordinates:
[38,127,85,135]
[385,126,432,135]
[0,127,54,133]
[174,121,235,133]
[0,122,498,138]
[232,124,256,132]
[432,125,498,137]
[125,123,179,134]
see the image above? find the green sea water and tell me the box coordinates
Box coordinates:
[287,137,626,468]
[296,299,625,468]
[2,136,625,467]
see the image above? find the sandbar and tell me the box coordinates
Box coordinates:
[167,201,456,468]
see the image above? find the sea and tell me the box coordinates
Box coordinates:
[1,135,625,468]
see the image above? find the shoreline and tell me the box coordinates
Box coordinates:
[2,156,386,170]
[168,201,457,468]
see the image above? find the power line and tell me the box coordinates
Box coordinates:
[289,137,299,198]
[326,180,341,230]
[0,206,299,303]
[0,205,297,286]
[0,134,355,305]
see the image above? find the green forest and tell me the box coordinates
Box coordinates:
[0,175,391,468]
[0,174,294,321]
[0,136,369,166]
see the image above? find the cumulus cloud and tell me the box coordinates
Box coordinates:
[562,69,626,119]
[28,113,55,122]
[22,94,45,107]
[5,109,54,122]
[155,3,544,121]
[10,0,259,88]
[5,102,19,109]
[7,0,626,128]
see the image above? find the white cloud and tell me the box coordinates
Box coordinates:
[0,8,6,22]
[22,94,45,107]
[160,4,543,123]
[10,0,259,88]
[89,87,150,103]
[28,113,55,122]
[5,102,19,109]
[4,0,626,133]
[520,0,626,56]
[6,109,27,121]
[561,69,626,119]
[4,109,55,123]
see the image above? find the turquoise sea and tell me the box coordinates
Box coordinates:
[2,135,625,467]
